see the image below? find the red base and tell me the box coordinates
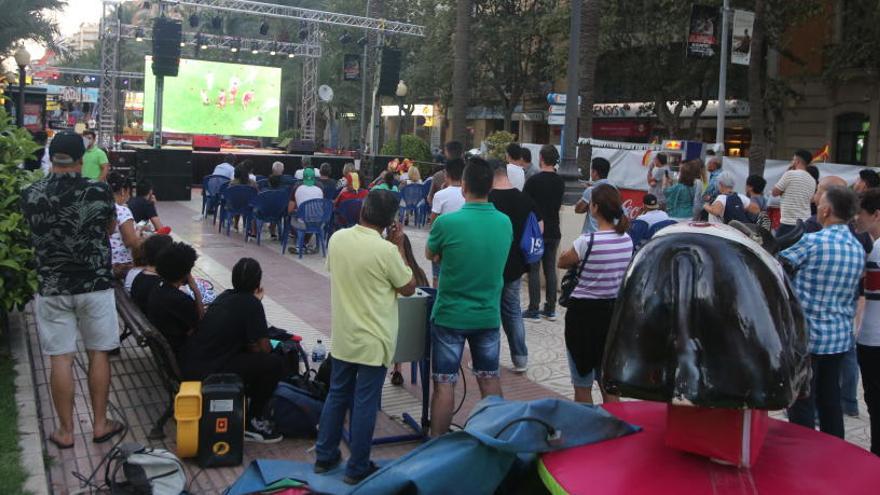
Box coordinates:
[665,405,768,467]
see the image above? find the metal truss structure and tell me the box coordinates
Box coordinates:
[98,0,423,147]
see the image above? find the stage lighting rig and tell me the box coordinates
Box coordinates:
[251,41,259,54]
[211,16,222,30]
[338,32,352,44]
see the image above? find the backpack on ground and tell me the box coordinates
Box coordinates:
[271,355,332,438]
[106,443,188,495]
[520,212,544,264]
[723,193,750,224]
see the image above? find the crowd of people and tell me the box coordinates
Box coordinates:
[19,129,880,487]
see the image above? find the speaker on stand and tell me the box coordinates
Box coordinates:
[152,18,182,77]
[377,49,402,97]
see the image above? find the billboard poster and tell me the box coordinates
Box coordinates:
[343,54,361,81]
[731,10,755,66]
[687,5,719,59]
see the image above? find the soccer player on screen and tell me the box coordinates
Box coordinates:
[229,77,240,105]
[217,89,227,109]
[201,89,210,106]
[242,90,255,110]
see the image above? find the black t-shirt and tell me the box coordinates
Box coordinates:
[489,188,540,283]
[182,290,269,380]
[130,271,162,314]
[146,282,199,362]
[127,196,158,223]
[524,171,566,240]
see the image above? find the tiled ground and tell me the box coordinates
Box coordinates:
[23,192,873,494]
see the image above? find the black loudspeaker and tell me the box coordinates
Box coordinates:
[136,148,192,201]
[152,18,182,77]
[377,48,402,96]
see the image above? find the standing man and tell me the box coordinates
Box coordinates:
[854,188,880,456]
[81,130,110,181]
[505,143,526,191]
[315,190,415,484]
[428,141,463,205]
[854,169,880,193]
[703,156,723,203]
[429,159,466,287]
[489,160,540,372]
[523,145,565,322]
[780,186,865,439]
[772,149,818,237]
[521,147,539,182]
[20,131,124,449]
[427,158,512,436]
[575,157,613,233]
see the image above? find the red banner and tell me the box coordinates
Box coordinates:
[593,121,651,139]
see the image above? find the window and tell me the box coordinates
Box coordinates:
[835,113,870,165]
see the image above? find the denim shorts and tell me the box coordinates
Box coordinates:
[567,350,601,389]
[431,322,500,384]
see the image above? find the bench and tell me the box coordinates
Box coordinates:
[114,284,182,440]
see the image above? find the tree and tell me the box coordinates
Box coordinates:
[451,0,471,144]
[577,0,601,176]
[0,0,64,56]
[747,0,767,176]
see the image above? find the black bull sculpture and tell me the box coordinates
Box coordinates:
[601,223,811,410]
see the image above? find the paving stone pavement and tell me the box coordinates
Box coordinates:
[19,193,873,494]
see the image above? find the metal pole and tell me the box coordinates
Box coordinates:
[359,42,368,152]
[16,66,26,127]
[716,0,730,151]
[560,0,582,173]
[396,98,403,156]
[153,75,164,148]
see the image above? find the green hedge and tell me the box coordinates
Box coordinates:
[379,134,433,163]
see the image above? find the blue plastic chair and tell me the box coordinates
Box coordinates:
[400,183,427,228]
[202,174,230,221]
[219,185,258,236]
[254,175,267,183]
[280,174,298,186]
[257,178,270,191]
[334,199,363,231]
[292,198,333,258]
[247,189,291,253]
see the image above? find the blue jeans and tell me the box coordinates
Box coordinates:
[431,322,500,384]
[315,357,386,478]
[500,278,528,368]
[841,346,860,415]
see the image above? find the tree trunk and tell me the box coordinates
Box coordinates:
[748,0,767,176]
[451,0,472,145]
[577,0,601,177]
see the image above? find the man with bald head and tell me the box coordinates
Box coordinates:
[804,176,871,251]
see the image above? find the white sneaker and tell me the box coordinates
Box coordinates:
[244,417,283,444]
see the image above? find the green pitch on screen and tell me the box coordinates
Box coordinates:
[143,57,282,138]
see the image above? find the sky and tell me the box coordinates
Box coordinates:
[22,0,104,62]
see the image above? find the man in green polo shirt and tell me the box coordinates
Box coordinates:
[81,130,109,181]
[426,157,512,436]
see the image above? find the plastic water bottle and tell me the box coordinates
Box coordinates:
[311,340,327,367]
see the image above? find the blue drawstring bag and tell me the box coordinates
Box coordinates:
[520,212,544,264]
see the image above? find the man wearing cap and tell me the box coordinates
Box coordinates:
[772,149,818,237]
[21,131,125,449]
[288,168,325,253]
[637,194,670,227]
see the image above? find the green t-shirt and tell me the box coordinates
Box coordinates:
[373,183,399,192]
[427,202,512,329]
[82,146,109,180]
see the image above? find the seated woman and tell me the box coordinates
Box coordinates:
[372,171,400,192]
[128,233,173,308]
[146,241,204,362]
[107,171,142,279]
[182,258,287,444]
[335,172,369,206]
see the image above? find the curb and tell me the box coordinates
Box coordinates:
[9,308,50,495]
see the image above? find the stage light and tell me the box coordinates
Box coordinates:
[339,32,352,44]
[251,42,259,55]
[259,22,269,36]
[288,53,295,58]
[211,16,222,30]
[189,14,199,28]
[198,35,207,50]
[269,43,277,56]
[135,27,144,41]
[180,41,186,47]
[356,36,368,47]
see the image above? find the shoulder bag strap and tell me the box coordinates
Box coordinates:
[576,233,595,279]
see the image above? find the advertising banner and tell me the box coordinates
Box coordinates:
[687,5,719,58]
[343,54,361,81]
[731,10,755,66]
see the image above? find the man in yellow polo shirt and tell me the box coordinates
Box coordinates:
[315,189,416,485]
[81,130,109,181]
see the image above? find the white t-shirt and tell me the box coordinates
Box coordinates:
[295,184,324,206]
[431,185,465,215]
[860,237,880,346]
[709,194,751,224]
[212,162,235,179]
[507,164,525,191]
[111,204,135,265]
[124,266,144,293]
[638,209,670,227]
[774,169,816,226]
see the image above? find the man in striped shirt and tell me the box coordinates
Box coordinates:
[772,149,817,237]
[854,189,880,455]
[780,185,865,439]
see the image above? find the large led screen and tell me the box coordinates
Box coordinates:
[143,57,281,137]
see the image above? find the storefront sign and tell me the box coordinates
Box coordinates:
[593,121,652,138]
[687,5,719,59]
[124,91,144,111]
[731,10,755,66]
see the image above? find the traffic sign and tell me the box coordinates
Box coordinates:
[547,93,582,106]
[549,104,567,115]
[548,114,566,125]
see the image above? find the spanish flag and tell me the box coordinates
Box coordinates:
[812,144,830,163]
[642,150,653,167]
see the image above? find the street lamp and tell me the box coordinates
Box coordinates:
[395,80,408,156]
[13,46,30,128]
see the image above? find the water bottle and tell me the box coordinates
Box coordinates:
[311,339,327,367]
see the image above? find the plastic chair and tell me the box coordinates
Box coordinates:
[334,199,363,231]
[280,174,298,186]
[400,183,427,228]
[292,198,333,258]
[247,189,291,253]
[254,175,267,183]
[201,174,230,222]
[218,185,258,236]
[257,178,270,191]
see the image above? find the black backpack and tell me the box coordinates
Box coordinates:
[723,193,750,224]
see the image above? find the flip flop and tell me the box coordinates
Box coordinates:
[49,434,74,450]
[93,420,126,444]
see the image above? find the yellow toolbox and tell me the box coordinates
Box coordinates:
[175,381,202,458]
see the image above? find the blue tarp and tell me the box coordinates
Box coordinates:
[225,397,639,495]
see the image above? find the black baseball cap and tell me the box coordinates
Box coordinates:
[643,193,659,210]
[49,131,86,165]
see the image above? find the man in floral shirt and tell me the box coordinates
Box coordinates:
[21,131,125,449]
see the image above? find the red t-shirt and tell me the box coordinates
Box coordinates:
[335,188,368,204]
